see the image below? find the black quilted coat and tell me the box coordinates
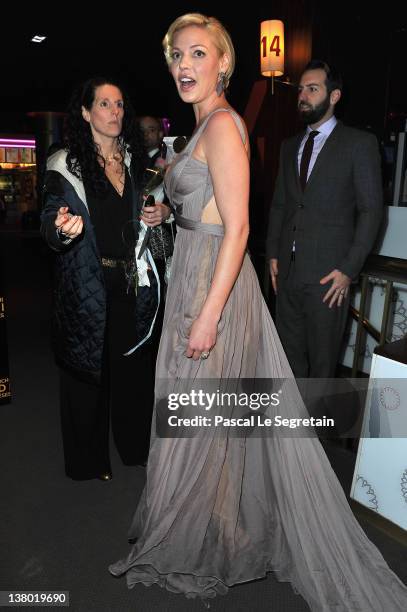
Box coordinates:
[41,152,157,384]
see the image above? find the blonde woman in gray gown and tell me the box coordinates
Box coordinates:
[109,13,407,610]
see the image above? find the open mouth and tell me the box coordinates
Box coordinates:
[179,77,196,92]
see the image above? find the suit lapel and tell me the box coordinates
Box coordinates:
[305,121,343,191]
[292,132,305,193]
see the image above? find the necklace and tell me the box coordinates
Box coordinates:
[102,150,124,176]
[104,151,122,166]
[100,149,125,195]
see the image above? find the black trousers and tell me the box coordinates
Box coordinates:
[276,259,350,379]
[59,264,164,480]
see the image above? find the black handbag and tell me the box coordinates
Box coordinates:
[149,223,175,260]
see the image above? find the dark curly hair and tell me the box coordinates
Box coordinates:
[64,76,146,195]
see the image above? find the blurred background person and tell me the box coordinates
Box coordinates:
[138,114,175,300]
[139,115,164,165]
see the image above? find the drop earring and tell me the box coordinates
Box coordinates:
[216,72,226,96]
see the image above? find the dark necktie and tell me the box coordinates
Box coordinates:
[299,130,319,191]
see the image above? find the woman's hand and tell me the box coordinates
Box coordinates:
[140,202,171,227]
[55,206,83,239]
[185,314,219,361]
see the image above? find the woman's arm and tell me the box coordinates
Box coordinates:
[186,111,250,360]
[41,171,83,251]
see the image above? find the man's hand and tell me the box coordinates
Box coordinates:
[269,258,278,294]
[320,269,351,308]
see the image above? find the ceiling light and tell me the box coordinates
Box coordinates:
[31,35,46,43]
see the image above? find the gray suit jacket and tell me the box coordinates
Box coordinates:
[266,121,383,282]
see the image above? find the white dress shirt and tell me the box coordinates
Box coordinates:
[297,115,338,181]
[148,147,160,159]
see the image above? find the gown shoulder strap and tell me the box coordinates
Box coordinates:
[198,108,246,145]
[174,108,246,172]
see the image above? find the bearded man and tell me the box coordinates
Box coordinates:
[266,60,383,378]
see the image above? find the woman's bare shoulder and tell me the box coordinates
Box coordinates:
[205,108,248,145]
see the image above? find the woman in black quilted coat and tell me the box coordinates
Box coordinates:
[41,77,171,480]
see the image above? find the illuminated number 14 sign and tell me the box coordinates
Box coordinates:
[261,35,281,57]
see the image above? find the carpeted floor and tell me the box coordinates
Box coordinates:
[0,230,405,612]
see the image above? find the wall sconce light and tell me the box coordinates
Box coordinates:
[260,20,284,94]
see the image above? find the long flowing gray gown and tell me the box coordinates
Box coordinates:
[109,109,407,610]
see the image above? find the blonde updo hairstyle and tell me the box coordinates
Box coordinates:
[162,13,235,89]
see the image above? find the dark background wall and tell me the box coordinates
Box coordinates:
[1,2,405,138]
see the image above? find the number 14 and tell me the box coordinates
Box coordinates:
[261,35,281,57]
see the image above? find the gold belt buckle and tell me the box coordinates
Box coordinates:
[101,257,117,268]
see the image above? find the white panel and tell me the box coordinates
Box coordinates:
[350,354,407,530]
